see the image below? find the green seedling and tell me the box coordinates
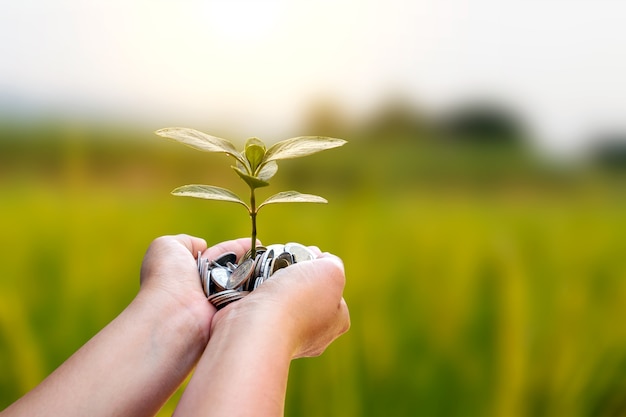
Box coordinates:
[156,127,346,257]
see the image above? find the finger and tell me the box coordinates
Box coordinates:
[202,238,260,262]
[170,234,208,257]
[339,298,351,334]
[315,253,345,275]
[307,245,322,257]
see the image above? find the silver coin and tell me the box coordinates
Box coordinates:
[208,289,238,303]
[263,245,285,278]
[198,256,205,285]
[284,242,316,263]
[208,290,249,310]
[226,257,255,290]
[210,267,229,290]
[197,257,204,283]
[199,259,210,291]
[198,242,319,306]
[262,254,274,281]
[272,252,294,274]
[203,269,213,296]
[258,248,274,279]
[265,244,285,256]
[213,251,237,267]
[246,252,264,291]
[253,276,264,290]
[208,289,236,307]
[253,251,266,282]
[204,259,211,280]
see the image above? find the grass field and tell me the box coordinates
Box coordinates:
[1,125,626,416]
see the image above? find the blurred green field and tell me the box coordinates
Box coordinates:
[1,123,626,416]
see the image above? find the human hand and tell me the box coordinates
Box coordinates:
[0,235,257,417]
[173,248,349,416]
[138,234,253,343]
[211,249,350,358]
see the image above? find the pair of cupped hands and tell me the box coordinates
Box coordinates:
[0,234,349,417]
[140,234,350,359]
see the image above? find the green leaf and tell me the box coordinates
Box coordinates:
[171,184,249,211]
[156,127,247,167]
[235,160,253,176]
[244,137,266,173]
[262,136,346,164]
[231,166,270,189]
[258,191,328,210]
[257,160,278,182]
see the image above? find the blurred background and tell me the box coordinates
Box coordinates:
[1,1,626,416]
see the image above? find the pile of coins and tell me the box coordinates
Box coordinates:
[197,243,316,310]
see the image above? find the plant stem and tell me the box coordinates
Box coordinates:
[250,187,257,258]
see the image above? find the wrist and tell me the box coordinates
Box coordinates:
[133,287,214,364]
[211,292,300,358]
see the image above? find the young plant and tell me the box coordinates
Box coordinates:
[156,127,346,257]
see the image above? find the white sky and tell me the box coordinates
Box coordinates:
[1,0,625,154]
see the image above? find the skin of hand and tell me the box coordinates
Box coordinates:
[216,250,351,358]
[173,249,350,417]
[0,235,253,417]
[137,234,253,347]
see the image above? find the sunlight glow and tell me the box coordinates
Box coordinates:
[201,0,284,45]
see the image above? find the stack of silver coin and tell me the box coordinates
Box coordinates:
[197,243,316,310]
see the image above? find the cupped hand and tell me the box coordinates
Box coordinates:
[138,235,253,341]
[211,249,350,359]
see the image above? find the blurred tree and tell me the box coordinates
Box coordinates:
[588,133,626,172]
[357,97,433,144]
[437,101,528,149]
[302,99,349,138]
